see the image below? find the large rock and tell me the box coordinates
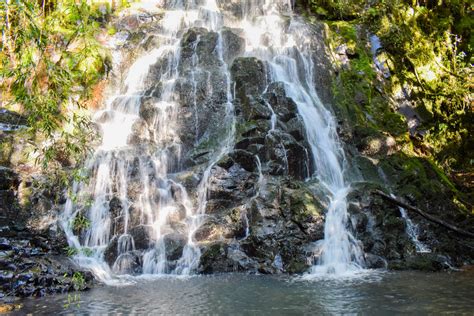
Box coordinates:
[163,233,187,261]
[0,167,19,190]
[129,225,153,250]
[264,131,309,179]
[263,82,298,122]
[206,164,256,211]
[221,27,245,62]
[198,241,253,274]
[231,57,267,101]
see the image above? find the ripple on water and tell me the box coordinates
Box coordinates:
[16,272,474,315]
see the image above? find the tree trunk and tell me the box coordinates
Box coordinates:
[373,190,474,238]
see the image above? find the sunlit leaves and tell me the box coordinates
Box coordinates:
[1,0,111,167]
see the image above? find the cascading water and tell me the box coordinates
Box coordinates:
[62,0,364,281]
[62,0,235,281]
[390,194,431,254]
[237,1,365,275]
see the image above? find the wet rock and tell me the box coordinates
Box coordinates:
[167,204,187,223]
[227,247,259,272]
[231,57,267,100]
[350,212,369,234]
[109,196,123,218]
[129,118,150,145]
[241,98,273,121]
[207,165,256,208]
[139,97,159,125]
[353,156,382,184]
[163,233,187,261]
[0,109,27,126]
[263,82,298,122]
[218,1,244,19]
[0,167,19,190]
[113,251,142,274]
[389,254,447,272]
[285,117,306,141]
[129,225,153,250]
[280,184,325,240]
[0,238,12,251]
[0,190,18,227]
[198,242,245,274]
[235,136,266,152]
[365,253,387,269]
[221,27,245,62]
[194,219,222,242]
[0,231,95,297]
[229,149,256,172]
[104,236,118,266]
[264,131,309,179]
[216,155,234,170]
[0,272,14,285]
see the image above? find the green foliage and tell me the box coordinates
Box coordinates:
[0,0,112,167]
[64,293,81,309]
[64,246,78,257]
[71,271,86,290]
[64,245,93,257]
[325,21,407,139]
[81,247,94,257]
[361,1,472,170]
[304,0,365,20]
[73,214,91,231]
[302,0,473,172]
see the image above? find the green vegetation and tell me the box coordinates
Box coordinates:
[64,245,94,257]
[363,1,472,170]
[299,0,472,207]
[63,271,86,308]
[0,1,131,168]
[73,213,91,231]
[64,245,79,257]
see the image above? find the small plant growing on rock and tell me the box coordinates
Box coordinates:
[80,247,94,257]
[64,246,78,257]
[71,272,86,290]
[73,214,91,231]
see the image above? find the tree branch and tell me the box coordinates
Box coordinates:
[372,190,474,238]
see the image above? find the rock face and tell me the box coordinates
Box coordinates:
[1,3,473,300]
[190,51,326,273]
[0,231,95,298]
[0,163,94,297]
[0,110,97,298]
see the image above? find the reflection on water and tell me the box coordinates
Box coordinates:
[17,271,474,314]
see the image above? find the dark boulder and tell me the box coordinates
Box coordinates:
[163,233,187,261]
[0,167,19,190]
[231,57,267,101]
[129,225,153,250]
[229,149,256,172]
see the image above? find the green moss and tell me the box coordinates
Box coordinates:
[107,25,117,35]
[236,120,259,138]
[328,21,357,44]
[282,182,323,224]
[285,259,308,274]
[306,0,472,200]
[324,20,409,140]
[0,139,13,166]
[425,159,457,192]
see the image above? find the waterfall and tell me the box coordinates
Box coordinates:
[62,0,364,281]
[390,194,431,254]
[237,1,364,274]
[61,0,234,281]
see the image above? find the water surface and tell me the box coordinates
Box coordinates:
[18,271,474,314]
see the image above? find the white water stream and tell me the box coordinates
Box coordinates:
[390,194,431,254]
[62,0,364,281]
[236,0,365,275]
